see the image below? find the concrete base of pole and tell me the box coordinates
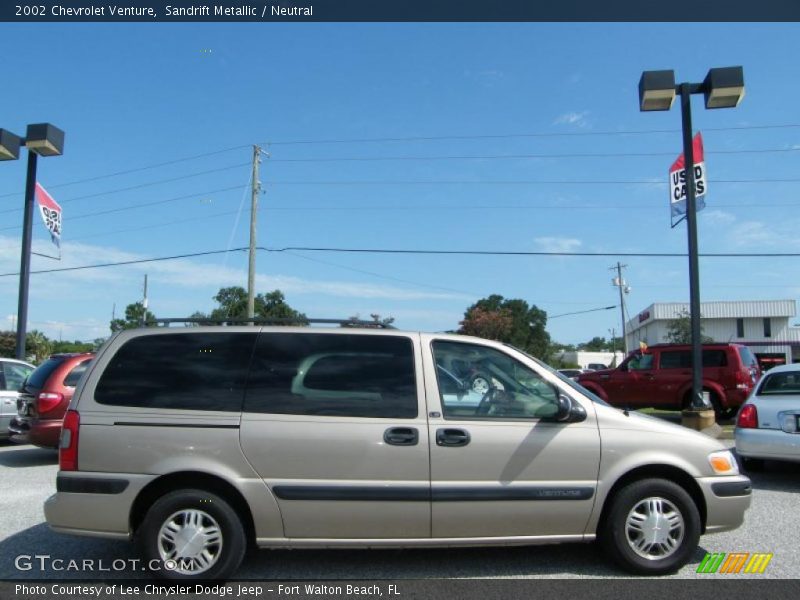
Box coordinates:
[681,408,717,431]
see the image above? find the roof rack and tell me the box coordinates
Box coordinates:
[151,317,396,329]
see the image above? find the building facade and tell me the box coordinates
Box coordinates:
[626,300,800,369]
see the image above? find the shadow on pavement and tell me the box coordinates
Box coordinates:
[0,523,627,580]
[741,460,800,493]
[0,446,57,468]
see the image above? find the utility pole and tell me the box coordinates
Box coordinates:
[247,145,262,324]
[610,263,629,354]
[141,274,148,327]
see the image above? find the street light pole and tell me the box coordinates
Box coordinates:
[639,67,744,424]
[0,123,65,361]
[679,83,707,410]
[15,151,38,360]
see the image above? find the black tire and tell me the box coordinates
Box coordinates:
[600,478,701,575]
[708,392,735,421]
[136,489,246,581]
[740,456,765,472]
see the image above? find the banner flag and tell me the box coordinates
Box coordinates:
[669,132,707,219]
[34,182,62,248]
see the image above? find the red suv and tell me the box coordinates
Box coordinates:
[8,353,94,448]
[576,343,760,419]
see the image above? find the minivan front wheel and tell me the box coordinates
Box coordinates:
[137,489,246,580]
[601,478,700,575]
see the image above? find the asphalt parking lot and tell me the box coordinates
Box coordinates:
[0,440,797,580]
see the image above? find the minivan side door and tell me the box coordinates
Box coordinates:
[240,331,431,540]
[423,337,600,539]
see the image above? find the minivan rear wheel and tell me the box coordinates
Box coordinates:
[136,489,246,580]
[601,478,700,575]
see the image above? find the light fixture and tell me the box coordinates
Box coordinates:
[25,123,65,156]
[638,70,676,111]
[703,66,745,109]
[0,128,22,161]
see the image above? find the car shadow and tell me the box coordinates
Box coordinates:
[0,446,57,468]
[741,460,800,493]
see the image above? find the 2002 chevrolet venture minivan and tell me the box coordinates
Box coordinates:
[45,325,751,579]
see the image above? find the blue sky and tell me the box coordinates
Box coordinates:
[1,23,799,345]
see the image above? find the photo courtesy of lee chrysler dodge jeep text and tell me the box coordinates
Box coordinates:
[45,326,751,580]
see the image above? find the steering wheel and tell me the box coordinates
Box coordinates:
[475,387,498,415]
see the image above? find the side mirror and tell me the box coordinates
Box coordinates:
[554,394,587,423]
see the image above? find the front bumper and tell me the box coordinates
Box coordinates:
[696,474,752,534]
[45,471,154,539]
[735,427,800,462]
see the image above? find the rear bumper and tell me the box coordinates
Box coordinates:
[9,417,61,448]
[696,474,752,534]
[735,427,800,462]
[45,471,154,539]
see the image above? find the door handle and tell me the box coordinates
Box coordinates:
[436,428,471,447]
[383,427,419,446]
[645,374,655,380]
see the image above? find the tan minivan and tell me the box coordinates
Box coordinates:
[45,326,751,579]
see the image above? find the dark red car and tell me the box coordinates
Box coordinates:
[576,343,760,419]
[8,353,94,448]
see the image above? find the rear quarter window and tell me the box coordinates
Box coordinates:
[63,359,92,387]
[94,333,258,411]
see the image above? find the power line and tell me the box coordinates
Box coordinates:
[263,123,800,146]
[3,246,800,278]
[549,305,617,319]
[261,177,800,186]
[0,185,246,232]
[266,147,800,164]
[0,163,250,216]
[0,145,250,200]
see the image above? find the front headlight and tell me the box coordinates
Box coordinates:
[708,450,739,475]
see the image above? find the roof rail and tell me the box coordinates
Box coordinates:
[151,317,396,329]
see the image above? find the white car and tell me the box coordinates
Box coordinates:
[1,358,35,439]
[735,363,800,469]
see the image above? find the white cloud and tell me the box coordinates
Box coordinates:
[534,237,582,253]
[728,220,800,250]
[702,210,736,226]
[553,111,590,128]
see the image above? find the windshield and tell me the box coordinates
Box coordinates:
[504,344,611,406]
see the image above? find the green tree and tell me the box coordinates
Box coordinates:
[665,309,714,344]
[208,287,307,323]
[343,313,396,328]
[52,340,94,354]
[110,302,157,333]
[26,330,53,363]
[458,294,551,359]
[0,331,17,358]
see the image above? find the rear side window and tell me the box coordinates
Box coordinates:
[245,333,417,418]
[658,350,727,369]
[2,363,33,391]
[26,357,64,389]
[63,359,92,387]
[95,333,258,411]
[738,346,757,368]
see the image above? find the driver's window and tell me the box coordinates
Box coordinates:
[432,341,558,420]
[628,353,654,371]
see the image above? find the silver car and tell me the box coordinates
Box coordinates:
[735,363,800,469]
[1,358,35,439]
[44,327,751,580]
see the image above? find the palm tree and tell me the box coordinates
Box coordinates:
[26,330,53,364]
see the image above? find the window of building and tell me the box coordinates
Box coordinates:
[245,333,417,419]
[763,318,772,338]
[736,318,744,338]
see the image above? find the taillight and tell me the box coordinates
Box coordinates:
[737,404,758,429]
[59,410,80,471]
[37,392,64,415]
